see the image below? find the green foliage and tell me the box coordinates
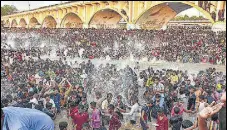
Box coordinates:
[171,15,206,21]
[1,5,18,16]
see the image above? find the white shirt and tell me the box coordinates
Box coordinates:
[40,98,56,108]
[153,83,164,92]
[138,78,144,87]
[101,99,113,110]
[122,103,140,121]
[30,98,38,109]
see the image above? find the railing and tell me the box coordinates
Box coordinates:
[169,20,211,23]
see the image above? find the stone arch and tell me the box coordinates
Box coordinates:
[134,1,214,30]
[5,20,10,27]
[60,12,83,28]
[41,15,57,28]
[11,19,18,27]
[19,18,27,28]
[87,8,128,29]
[29,17,40,28]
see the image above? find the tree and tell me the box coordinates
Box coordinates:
[1,5,18,16]
[183,15,189,20]
[171,15,206,21]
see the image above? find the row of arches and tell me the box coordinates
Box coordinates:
[4,2,218,29]
[5,9,126,28]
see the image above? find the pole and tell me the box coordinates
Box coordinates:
[28,1,30,10]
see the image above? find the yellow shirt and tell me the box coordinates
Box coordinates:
[216,84,222,91]
[59,85,72,99]
[171,75,178,83]
[146,77,153,87]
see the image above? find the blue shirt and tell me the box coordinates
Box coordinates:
[2,107,54,130]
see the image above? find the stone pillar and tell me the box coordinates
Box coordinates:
[126,23,136,30]
[216,1,225,21]
[83,23,89,28]
[128,1,133,23]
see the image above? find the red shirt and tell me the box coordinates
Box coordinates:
[109,113,121,130]
[72,112,89,130]
[69,106,78,117]
[156,115,168,130]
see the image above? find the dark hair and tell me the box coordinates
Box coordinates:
[1,98,9,107]
[130,120,136,125]
[90,101,96,107]
[182,120,193,129]
[117,95,122,99]
[108,104,115,110]
[181,81,186,85]
[147,100,153,104]
[46,102,53,109]
[78,86,84,90]
[82,93,87,98]
[174,107,180,114]
[155,94,161,98]
[107,93,113,98]
[179,88,185,95]
[59,121,68,130]
[157,108,164,114]
[74,98,81,106]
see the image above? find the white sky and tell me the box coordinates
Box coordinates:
[1,1,204,17]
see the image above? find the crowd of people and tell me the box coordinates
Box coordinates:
[1,26,226,65]
[1,25,226,130]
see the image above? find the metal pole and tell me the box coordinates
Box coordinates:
[28,1,30,10]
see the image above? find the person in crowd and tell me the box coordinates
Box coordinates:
[1,26,226,130]
[156,108,168,130]
[59,121,68,130]
[115,95,126,121]
[196,95,209,113]
[198,92,226,130]
[90,101,101,130]
[187,87,196,111]
[108,104,121,130]
[1,105,54,130]
[122,96,140,125]
[169,107,183,130]
[101,93,114,126]
[140,100,153,130]
[79,94,89,112]
[52,89,61,113]
[71,105,89,130]
[171,98,195,117]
